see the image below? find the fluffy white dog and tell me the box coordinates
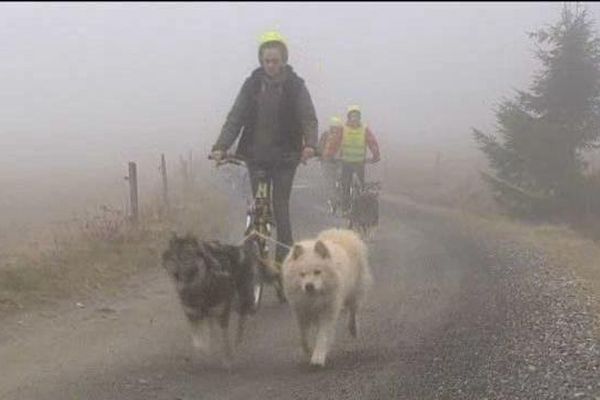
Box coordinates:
[282,228,373,367]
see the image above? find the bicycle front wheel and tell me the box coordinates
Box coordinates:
[251,278,263,313]
[244,233,264,313]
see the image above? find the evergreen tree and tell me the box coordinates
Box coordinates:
[474,4,600,217]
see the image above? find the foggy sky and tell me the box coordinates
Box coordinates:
[2,2,600,173]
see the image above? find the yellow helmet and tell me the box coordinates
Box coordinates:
[347,105,361,114]
[329,116,342,127]
[259,31,287,46]
[258,30,288,63]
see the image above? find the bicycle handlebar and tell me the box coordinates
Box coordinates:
[363,181,382,191]
[209,151,320,167]
[208,153,245,167]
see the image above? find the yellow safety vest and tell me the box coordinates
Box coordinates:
[341,125,367,163]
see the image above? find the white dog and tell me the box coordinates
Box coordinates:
[282,228,373,367]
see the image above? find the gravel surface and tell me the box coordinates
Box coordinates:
[394,198,600,400]
[0,193,598,399]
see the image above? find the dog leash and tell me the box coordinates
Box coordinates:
[239,230,293,250]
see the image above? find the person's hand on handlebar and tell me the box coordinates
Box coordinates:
[210,149,225,162]
[300,146,316,164]
[366,156,380,164]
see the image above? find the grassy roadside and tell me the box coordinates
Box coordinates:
[0,183,232,319]
[468,215,600,323]
[383,193,600,336]
[382,146,598,323]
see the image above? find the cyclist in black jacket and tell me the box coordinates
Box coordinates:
[210,31,318,269]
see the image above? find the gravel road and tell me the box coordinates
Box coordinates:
[0,192,598,400]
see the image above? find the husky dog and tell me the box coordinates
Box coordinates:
[162,234,259,365]
[282,228,373,367]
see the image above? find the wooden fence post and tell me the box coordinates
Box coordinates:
[127,161,139,224]
[180,155,190,202]
[160,153,169,211]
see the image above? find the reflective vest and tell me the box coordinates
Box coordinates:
[341,125,367,163]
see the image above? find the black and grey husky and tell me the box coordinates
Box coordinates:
[162,233,260,365]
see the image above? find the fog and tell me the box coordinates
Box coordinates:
[2,2,600,230]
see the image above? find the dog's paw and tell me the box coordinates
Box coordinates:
[308,360,327,370]
[309,353,327,368]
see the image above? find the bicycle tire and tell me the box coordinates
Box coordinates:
[346,174,361,232]
[251,274,264,312]
[245,220,264,313]
[245,221,277,311]
[264,223,287,304]
[243,171,288,309]
[250,239,266,313]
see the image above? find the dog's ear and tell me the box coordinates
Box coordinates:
[314,240,330,259]
[291,244,304,260]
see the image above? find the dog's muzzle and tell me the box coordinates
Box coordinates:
[304,283,316,293]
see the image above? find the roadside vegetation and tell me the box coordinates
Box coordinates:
[0,161,231,318]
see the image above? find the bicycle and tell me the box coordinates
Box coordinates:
[323,160,343,217]
[209,153,289,312]
[327,179,342,217]
[221,164,249,197]
[343,160,381,241]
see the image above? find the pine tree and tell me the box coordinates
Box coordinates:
[474,4,600,218]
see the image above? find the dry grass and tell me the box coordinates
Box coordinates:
[0,172,231,318]
[470,215,600,336]
[493,220,600,308]
[381,144,499,215]
[0,232,158,312]
[384,193,600,336]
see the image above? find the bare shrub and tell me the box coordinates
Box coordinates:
[78,205,129,244]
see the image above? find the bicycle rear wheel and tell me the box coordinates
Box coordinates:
[346,175,361,232]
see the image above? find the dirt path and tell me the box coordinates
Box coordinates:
[1,193,598,399]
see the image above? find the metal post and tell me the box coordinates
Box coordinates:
[128,161,139,224]
[160,153,169,211]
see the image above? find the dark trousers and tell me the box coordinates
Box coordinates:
[341,162,365,210]
[247,162,298,264]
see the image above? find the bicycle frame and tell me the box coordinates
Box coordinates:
[210,154,287,308]
[245,172,273,261]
